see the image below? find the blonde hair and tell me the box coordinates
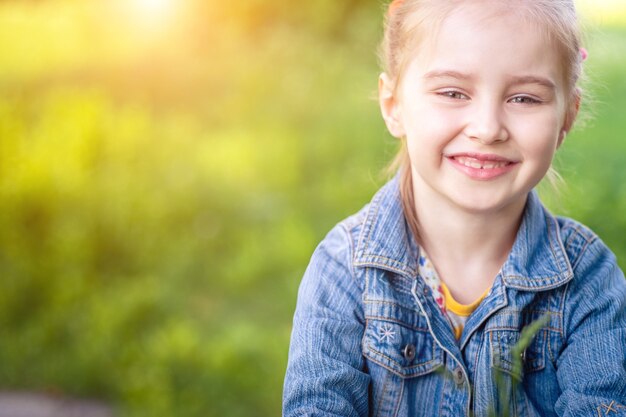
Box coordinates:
[380,0,584,240]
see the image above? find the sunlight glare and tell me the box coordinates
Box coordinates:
[132,0,175,24]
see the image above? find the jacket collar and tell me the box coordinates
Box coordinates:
[353,178,574,290]
[353,178,420,278]
[500,190,574,290]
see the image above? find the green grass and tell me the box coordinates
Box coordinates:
[0,1,624,416]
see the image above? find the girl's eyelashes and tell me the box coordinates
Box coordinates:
[432,89,545,105]
[509,95,542,105]
[436,90,470,100]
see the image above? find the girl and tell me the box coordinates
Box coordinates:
[283,1,626,416]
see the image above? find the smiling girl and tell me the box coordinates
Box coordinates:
[283,1,626,416]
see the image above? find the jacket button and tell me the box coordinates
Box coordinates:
[402,344,416,362]
[453,367,464,386]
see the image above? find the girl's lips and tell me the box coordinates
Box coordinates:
[446,153,518,180]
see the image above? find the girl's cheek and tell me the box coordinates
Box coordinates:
[512,113,561,144]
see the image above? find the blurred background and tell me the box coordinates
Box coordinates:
[0,0,624,416]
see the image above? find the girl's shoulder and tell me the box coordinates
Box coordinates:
[312,203,370,277]
[525,193,618,277]
[555,215,598,249]
[336,203,371,239]
[552,215,625,314]
[554,215,619,274]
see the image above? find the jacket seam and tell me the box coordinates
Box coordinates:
[354,260,415,280]
[363,346,442,376]
[562,222,597,248]
[557,282,569,352]
[392,379,404,417]
[374,367,392,417]
[340,222,357,281]
[569,234,597,271]
[546,214,573,280]
[356,193,381,263]
[484,325,562,333]
[364,314,429,332]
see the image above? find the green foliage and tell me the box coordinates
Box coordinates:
[490,315,551,417]
[0,1,624,416]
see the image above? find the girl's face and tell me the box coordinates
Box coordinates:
[380,3,578,216]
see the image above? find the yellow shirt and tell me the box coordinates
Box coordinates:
[440,282,488,339]
[418,249,489,339]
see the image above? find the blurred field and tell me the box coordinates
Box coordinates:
[0,1,624,416]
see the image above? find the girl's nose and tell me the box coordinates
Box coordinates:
[463,101,509,144]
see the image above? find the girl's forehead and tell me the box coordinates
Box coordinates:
[411,3,560,68]
[409,1,553,48]
[399,2,566,90]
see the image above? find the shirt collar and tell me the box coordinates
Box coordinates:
[353,178,574,290]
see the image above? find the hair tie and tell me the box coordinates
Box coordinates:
[388,0,406,16]
[580,47,588,62]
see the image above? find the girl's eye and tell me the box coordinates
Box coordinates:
[438,90,469,100]
[510,95,541,105]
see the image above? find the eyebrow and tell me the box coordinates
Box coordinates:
[508,75,556,90]
[423,70,473,81]
[422,70,556,90]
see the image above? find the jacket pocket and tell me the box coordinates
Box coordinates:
[489,328,546,380]
[362,307,444,379]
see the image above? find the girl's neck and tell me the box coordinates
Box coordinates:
[412,186,526,304]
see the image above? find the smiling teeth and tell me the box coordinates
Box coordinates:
[455,157,509,169]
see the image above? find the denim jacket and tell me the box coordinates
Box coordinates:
[283,178,626,417]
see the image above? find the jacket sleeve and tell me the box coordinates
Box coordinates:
[283,224,370,417]
[555,238,626,416]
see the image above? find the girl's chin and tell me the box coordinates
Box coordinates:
[443,188,529,216]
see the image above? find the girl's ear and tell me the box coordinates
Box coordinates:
[379,73,405,138]
[558,89,581,148]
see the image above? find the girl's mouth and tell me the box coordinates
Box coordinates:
[446,153,517,180]
[453,156,512,170]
